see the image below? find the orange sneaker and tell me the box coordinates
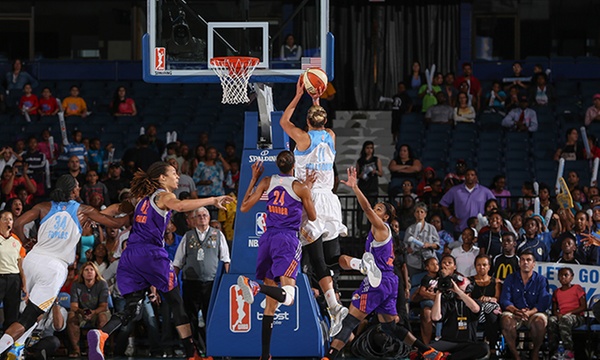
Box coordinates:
[87,329,108,360]
[422,348,446,360]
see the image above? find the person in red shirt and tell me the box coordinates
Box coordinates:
[19,83,39,121]
[454,62,482,111]
[38,87,60,117]
[110,86,137,117]
[547,267,587,359]
[1,160,37,202]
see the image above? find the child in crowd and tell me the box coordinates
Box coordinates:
[451,227,479,277]
[548,267,587,359]
[61,129,88,173]
[415,257,439,345]
[62,85,88,117]
[429,214,453,258]
[485,81,506,111]
[493,232,520,282]
[518,181,535,211]
[556,234,581,264]
[19,83,39,122]
[505,85,520,111]
[81,170,110,208]
[38,87,60,117]
[478,210,505,258]
[510,212,524,236]
[517,217,550,262]
[88,138,106,175]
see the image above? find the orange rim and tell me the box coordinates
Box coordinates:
[210,56,260,72]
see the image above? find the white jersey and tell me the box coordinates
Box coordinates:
[294,130,335,191]
[30,200,82,264]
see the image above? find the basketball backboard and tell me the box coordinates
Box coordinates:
[144,0,332,83]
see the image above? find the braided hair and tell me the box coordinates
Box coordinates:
[130,162,171,199]
[307,105,327,128]
[49,175,78,202]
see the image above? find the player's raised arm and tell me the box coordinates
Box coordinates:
[280,77,311,149]
[240,161,270,212]
[341,167,388,237]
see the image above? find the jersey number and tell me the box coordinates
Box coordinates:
[54,215,67,230]
[273,190,285,206]
[317,147,325,163]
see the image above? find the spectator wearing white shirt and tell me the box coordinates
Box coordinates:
[451,227,479,277]
[501,96,538,132]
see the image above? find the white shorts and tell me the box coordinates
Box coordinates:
[23,252,69,311]
[300,190,347,246]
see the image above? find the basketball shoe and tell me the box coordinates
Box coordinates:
[328,304,349,337]
[87,329,109,360]
[237,275,260,304]
[360,252,382,288]
[422,348,446,360]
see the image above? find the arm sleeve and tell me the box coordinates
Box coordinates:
[536,276,552,312]
[218,231,231,263]
[439,188,453,208]
[499,274,514,310]
[70,284,80,304]
[172,235,187,268]
[97,280,109,304]
[502,111,515,128]
[528,110,538,132]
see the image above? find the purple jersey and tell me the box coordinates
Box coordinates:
[265,174,303,231]
[127,189,172,248]
[365,224,395,274]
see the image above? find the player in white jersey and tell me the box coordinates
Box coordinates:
[280,77,349,336]
[0,175,129,355]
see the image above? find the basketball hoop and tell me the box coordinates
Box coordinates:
[210,56,260,104]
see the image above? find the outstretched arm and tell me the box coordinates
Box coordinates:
[13,204,43,246]
[280,77,311,150]
[240,161,270,213]
[81,204,130,229]
[159,192,234,213]
[341,167,387,240]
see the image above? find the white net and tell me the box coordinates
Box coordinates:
[210,57,259,104]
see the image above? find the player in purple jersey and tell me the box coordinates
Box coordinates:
[322,167,445,360]
[237,151,317,360]
[87,162,232,360]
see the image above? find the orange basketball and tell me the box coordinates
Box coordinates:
[303,67,328,96]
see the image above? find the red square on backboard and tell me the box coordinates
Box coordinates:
[229,285,251,332]
[154,47,166,71]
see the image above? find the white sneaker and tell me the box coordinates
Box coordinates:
[125,343,135,357]
[328,304,349,337]
[361,252,382,288]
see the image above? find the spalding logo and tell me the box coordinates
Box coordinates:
[248,149,277,163]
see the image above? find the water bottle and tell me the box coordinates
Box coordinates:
[408,236,424,247]
[557,341,565,360]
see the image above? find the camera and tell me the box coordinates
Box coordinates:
[437,273,464,293]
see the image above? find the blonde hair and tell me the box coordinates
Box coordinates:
[78,261,105,284]
[307,105,327,127]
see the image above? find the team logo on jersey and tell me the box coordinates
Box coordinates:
[256,212,267,235]
[154,47,166,71]
[230,285,250,332]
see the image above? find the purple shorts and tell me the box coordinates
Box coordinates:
[351,272,398,315]
[255,230,301,282]
[117,245,178,295]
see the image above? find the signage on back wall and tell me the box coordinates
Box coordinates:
[536,262,599,301]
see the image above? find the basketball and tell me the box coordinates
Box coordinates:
[303,67,328,95]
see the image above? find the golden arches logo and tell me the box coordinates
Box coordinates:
[496,263,515,280]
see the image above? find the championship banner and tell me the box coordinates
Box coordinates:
[536,262,600,301]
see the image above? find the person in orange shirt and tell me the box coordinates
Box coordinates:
[61,85,88,118]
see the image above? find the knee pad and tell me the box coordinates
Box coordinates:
[281,285,295,306]
[333,314,361,343]
[163,287,189,326]
[17,302,44,329]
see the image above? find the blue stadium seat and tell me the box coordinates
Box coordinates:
[479,112,504,130]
